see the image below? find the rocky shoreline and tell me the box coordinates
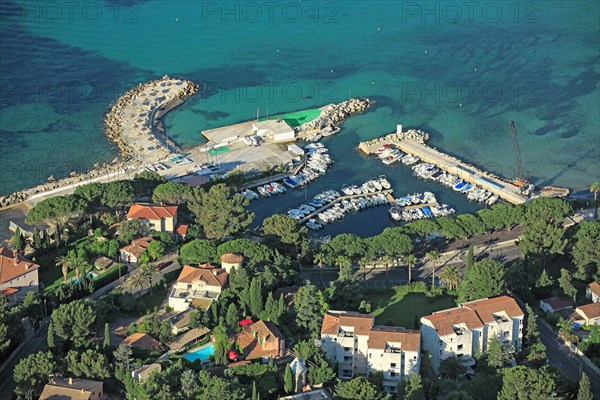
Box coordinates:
[0,76,198,209]
[299,98,372,131]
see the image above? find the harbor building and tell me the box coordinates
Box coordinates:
[420,296,523,374]
[252,119,296,143]
[320,311,420,394]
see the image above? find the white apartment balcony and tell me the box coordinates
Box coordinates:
[169,287,219,301]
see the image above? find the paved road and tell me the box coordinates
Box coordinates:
[538,318,600,398]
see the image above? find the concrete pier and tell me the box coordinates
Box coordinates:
[359,130,528,205]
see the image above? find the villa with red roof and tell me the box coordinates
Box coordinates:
[236,320,286,360]
[168,264,229,312]
[320,310,420,394]
[126,203,178,233]
[586,281,600,303]
[420,295,523,374]
[120,237,154,264]
[0,247,40,306]
[575,303,600,325]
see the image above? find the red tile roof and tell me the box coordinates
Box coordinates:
[588,282,600,298]
[1,287,19,296]
[121,237,153,258]
[176,264,228,288]
[368,326,420,352]
[123,333,163,350]
[540,297,572,312]
[422,307,483,337]
[0,247,40,285]
[236,320,284,359]
[462,296,524,323]
[576,303,600,320]
[127,203,178,220]
[175,224,189,236]
[320,311,374,335]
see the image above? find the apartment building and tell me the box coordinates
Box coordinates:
[420,295,523,374]
[320,311,420,393]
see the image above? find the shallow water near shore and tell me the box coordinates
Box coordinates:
[1,0,598,234]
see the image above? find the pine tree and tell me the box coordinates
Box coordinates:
[33,227,42,252]
[525,304,540,345]
[47,321,56,349]
[558,268,577,303]
[466,246,474,271]
[103,323,111,351]
[284,363,293,393]
[536,269,553,288]
[249,278,263,317]
[278,293,286,314]
[577,373,592,400]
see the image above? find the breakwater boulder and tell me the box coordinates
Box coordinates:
[300,98,372,131]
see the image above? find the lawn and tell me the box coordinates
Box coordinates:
[367,289,457,329]
[260,108,322,127]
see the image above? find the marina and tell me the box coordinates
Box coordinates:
[358,127,530,205]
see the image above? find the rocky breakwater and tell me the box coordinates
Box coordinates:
[358,129,430,154]
[300,98,372,131]
[104,75,198,157]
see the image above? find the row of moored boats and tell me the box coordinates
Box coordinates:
[411,163,499,205]
[374,144,420,166]
[237,144,334,201]
[388,191,455,221]
[340,175,392,195]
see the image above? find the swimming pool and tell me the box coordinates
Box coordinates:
[183,344,214,362]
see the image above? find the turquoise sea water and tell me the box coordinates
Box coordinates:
[1,1,598,233]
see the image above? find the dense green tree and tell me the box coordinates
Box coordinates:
[114,343,133,370]
[180,369,198,398]
[189,183,254,240]
[25,195,85,229]
[498,366,558,400]
[525,304,540,344]
[486,335,510,368]
[217,239,273,265]
[145,240,165,261]
[446,391,474,400]
[22,291,44,324]
[212,325,230,366]
[577,373,593,400]
[374,227,414,258]
[13,351,58,399]
[152,181,193,204]
[458,259,505,302]
[476,208,506,232]
[180,239,217,264]
[262,214,307,246]
[309,359,336,386]
[249,278,263,317]
[440,357,465,380]
[405,219,440,237]
[118,218,149,244]
[397,373,425,400]
[51,300,96,345]
[439,265,462,290]
[465,246,474,271]
[133,170,167,194]
[327,263,364,309]
[536,269,554,289]
[558,268,577,302]
[66,348,110,379]
[293,282,328,338]
[12,227,24,251]
[526,341,547,363]
[326,233,368,260]
[102,181,134,208]
[455,214,485,238]
[284,364,293,393]
[571,221,600,280]
[226,303,239,330]
[47,321,57,350]
[489,203,524,230]
[436,216,467,239]
[196,371,246,400]
[335,377,390,400]
[520,198,572,260]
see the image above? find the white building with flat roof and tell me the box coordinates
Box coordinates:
[420,296,524,374]
[252,119,295,143]
[320,311,420,394]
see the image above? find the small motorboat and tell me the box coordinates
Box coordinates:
[389,207,402,221]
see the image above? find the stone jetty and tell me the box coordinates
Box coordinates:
[299,98,372,131]
[0,76,199,209]
[358,129,429,153]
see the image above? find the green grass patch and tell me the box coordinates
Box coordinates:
[259,108,321,127]
[368,289,457,329]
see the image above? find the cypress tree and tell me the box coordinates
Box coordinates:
[466,246,474,271]
[525,304,540,345]
[249,278,263,317]
[264,292,276,321]
[577,373,592,400]
[47,321,56,349]
[103,323,111,351]
[284,364,293,393]
[251,381,258,400]
[13,227,23,251]
[278,293,286,314]
[226,303,238,330]
[33,227,42,252]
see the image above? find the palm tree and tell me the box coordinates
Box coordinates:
[591,182,600,218]
[140,265,159,295]
[439,265,462,290]
[381,254,393,280]
[358,257,370,281]
[313,252,326,288]
[334,255,351,276]
[405,255,417,284]
[125,269,147,298]
[69,256,90,282]
[55,255,70,283]
[425,250,441,288]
